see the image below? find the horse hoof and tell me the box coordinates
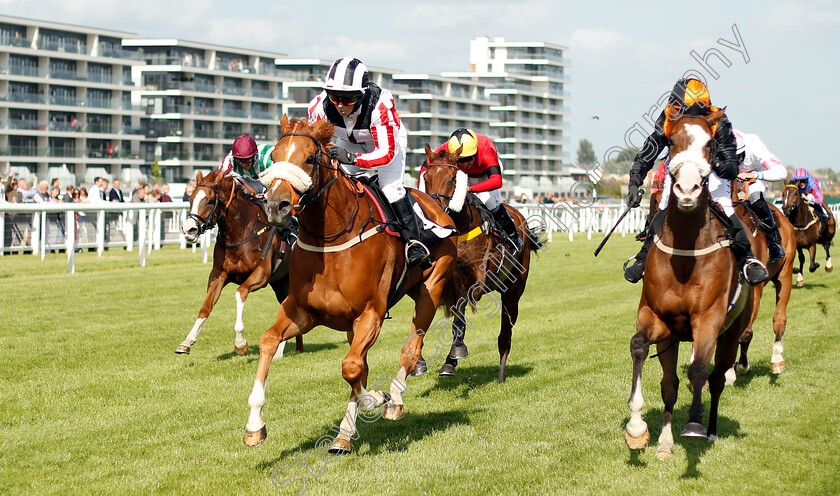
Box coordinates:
[826,266,833,273]
[234,343,248,355]
[796,280,805,288]
[809,264,820,273]
[681,422,707,438]
[410,358,427,377]
[175,345,190,354]
[770,360,786,374]
[707,433,718,442]
[243,425,267,447]
[624,427,650,450]
[449,343,469,360]
[656,448,672,460]
[735,362,752,375]
[328,437,352,455]
[439,363,456,376]
[383,403,404,421]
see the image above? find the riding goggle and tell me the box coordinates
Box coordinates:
[328,94,361,106]
[234,156,256,167]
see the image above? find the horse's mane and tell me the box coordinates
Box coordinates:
[282,117,335,146]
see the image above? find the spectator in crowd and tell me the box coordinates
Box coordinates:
[99,178,110,202]
[130,185,146,203]
[50,178,60,190]
[183,181,195,201]
[132,181,142,195]
[160,184,172,202]
[34,181,51,203]
[89,177,104,202]
[109,179,124,202]
[61,185,76,203]
[77,187,89,203]
[4,176,21,203]
[49,186,61,202]
[150,189,161,202]
[17,178,37,202]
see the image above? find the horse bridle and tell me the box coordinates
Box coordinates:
[187,180,236,235]
[666,114,717,188]
[424,163,458,212]
[272,131,362,240]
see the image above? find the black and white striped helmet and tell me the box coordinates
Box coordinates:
[323,57,369,93]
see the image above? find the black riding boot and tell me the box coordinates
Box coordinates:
[491,204,524,253]
[624,209,665,283]
[725,214,768,285]
[813,203,830,227]
[391,195,431,269]
[752,196,785,264]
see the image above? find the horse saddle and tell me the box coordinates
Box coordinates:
[353,175,456,247]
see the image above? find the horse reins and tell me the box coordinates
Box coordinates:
[270,131,370,241]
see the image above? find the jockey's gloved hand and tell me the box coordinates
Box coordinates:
[626,184,642,208]
[328,147,356,165]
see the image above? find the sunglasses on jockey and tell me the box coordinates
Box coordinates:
[233,155,256,167]
[328,93,362,106]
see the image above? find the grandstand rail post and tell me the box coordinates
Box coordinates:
[138,209,146,267]
[66,209,75,274]
[96,210,105,257]
[0,212,5,256]
[40,210,47,261]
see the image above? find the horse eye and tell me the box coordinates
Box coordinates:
[305,155,315,164]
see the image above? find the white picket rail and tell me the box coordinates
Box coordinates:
[3,200,837,274]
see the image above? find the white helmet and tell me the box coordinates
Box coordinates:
[323,57,369,93]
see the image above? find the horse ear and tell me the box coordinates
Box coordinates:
[313,119,334,144]
[280,114,290,133]
[706,106,726,127]
[424,143,433,160]
[196,171,203,182]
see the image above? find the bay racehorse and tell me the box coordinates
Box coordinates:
[243,116,465,454]
[419,144,542,382]
[625,109,756,459]
[729,180,796,380]
[178,168,302,357]
[781,183,835,286]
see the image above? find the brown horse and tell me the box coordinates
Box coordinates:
[729,181,796,380]
[178,168,302,356]
[419,144,542,382]
[781,183,835,285]
[625,109,756,459]
[243,116,464,454]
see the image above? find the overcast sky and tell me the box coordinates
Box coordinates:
[3,0,839,171]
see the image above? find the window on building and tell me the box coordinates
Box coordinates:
[88,63,113,84]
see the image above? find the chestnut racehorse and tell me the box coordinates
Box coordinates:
[781,183,835,286]
[419,144,542,382]
[178,168,302,356]
[243,116,464,454]
[729,180,796,380]
[625,109,756,459]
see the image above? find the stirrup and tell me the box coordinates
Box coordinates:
[623,256,637,271]
[406,240,431,269]
[743,258,768,285]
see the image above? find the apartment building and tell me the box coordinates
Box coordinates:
[0,15,145,186]
[122,39,295,183]
[1,15,571,195]
[444,36,571,194]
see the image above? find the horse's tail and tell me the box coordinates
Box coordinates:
[439,256,476,318]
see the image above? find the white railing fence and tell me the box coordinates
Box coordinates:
[2,201,837,273]
[0,202,215,273]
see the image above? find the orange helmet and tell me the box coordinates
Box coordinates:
[666,78,711,119]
